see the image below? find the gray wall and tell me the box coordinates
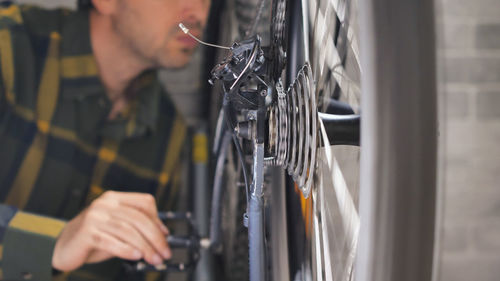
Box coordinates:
[437,0,500,280]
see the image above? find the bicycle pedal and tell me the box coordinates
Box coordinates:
[123,260,193,273]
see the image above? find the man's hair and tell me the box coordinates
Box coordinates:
[77,0,93,9]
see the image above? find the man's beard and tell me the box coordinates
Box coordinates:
[112,4,203,69]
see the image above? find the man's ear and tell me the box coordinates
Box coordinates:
[91,0,118,15]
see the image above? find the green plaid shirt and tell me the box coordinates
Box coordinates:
[0,4,186,281]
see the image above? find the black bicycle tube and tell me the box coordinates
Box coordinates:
[319,113,360,146]
[286,0,305,86]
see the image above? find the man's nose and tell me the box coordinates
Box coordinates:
[179,0,209,23]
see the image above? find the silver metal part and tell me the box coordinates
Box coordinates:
[301,72,311,188]
[252,143,265,196]
[178,23,231,50]
[287,77,298,175]
[277,80,288,166]
[200,238,212,249]
[271,0,287,78]
[293,77,306,183]
[249,139,266,281]
[267,64,318,197]
[193,127,214,281]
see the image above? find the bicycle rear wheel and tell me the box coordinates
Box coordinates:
[280,0,438,280]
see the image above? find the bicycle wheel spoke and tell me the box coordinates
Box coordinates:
[297,0,362,280]
[308,0,361,111]
[312,119,359,280]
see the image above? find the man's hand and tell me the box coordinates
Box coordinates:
[52,191,171,272]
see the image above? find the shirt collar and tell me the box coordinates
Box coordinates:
[100,71,161,139]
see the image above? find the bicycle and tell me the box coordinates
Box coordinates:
[207,0,438,280]
[127,0,438,280]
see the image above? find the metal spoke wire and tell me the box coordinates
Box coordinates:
[303,0,362,280]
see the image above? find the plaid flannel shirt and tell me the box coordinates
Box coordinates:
[0,4,186,281]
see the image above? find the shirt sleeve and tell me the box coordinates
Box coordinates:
[0,204,66,281]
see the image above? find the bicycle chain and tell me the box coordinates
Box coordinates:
[271,0,287,80]
[268,79,288,167]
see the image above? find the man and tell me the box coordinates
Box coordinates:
[0,0,210,280]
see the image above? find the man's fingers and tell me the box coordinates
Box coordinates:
[101,191,169,235]
[91,230,142,261]
[122,195,171,236]
[112,207,171,260]
[155,217,169,235]
[105,191,158,217]
[98,220,164,265]
[86,249,113,264]
[93,191,172,261]
[54,191,173,272]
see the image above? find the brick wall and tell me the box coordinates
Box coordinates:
[437,0,500,280]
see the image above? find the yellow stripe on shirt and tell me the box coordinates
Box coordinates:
[0,5,23,24]
[156,116,186,205]
[0,29,16,104]
[86,138,120,205]
[8,212,66,238]
[6,32,61,209]
[37,32,61,123]
[5,132,49,208]
[61,55,99,78]
[192,133,208,164]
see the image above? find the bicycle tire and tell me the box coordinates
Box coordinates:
[356,0,438,281]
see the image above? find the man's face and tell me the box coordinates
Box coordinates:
[110,0,211,69]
